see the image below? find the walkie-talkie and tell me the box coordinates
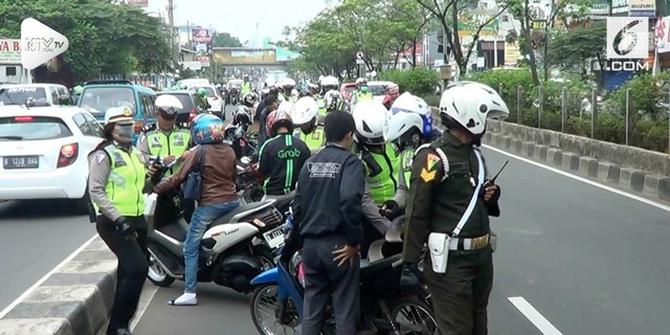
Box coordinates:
[489,160,509,184]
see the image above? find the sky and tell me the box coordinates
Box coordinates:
[146,0,330,43]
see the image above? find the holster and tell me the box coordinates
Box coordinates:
[428,232,451,274]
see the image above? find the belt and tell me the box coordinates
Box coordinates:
[448,234,489,251]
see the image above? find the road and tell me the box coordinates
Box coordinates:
[132,146,670,335]
[0,199,94,314]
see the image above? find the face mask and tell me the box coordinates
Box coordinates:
[114,124,134,143]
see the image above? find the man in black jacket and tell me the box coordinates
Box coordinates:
[293,111,365,335]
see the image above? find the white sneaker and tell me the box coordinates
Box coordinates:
[168,292,197,306]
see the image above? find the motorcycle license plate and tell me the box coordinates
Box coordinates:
[263,227,285,249]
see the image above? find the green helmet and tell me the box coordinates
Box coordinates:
[197,87,208,97]
[73,85,83,95]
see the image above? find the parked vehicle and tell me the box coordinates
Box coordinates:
[156,90,200,125]
[0,83,72,106]
[192,85,224,118]
[368,81,397,104]
[0,105,103,210]
[77,80,156,144]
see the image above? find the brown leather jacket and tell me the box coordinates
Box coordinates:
[155,143,237,205]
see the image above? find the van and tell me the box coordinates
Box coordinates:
[0,83,72,106]
[77,80,156,143]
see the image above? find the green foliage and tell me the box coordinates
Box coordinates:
[212,32,243,47]
[379,68,440,96]
[467,69,669,153]
[0,0,172,84]
[548,22,606,76]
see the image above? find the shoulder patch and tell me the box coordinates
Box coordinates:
[96,152,106,164]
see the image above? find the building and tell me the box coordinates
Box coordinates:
[0,39,29,84]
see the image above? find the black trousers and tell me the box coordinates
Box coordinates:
[302,237,360,335]
[96,215,149,334]
[425,245,493,335]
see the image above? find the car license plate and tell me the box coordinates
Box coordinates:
[263,227,285,249]
[3,156,39,169]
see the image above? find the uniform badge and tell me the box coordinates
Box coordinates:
[112,151,126,167]
[95,152,106,165]
[420,153,440,182]
[151,136,162,148]
[174,134,184,146]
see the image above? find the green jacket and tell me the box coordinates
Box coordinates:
[293,126,326,153]
[360,144,400,206]
[140,128,191,175]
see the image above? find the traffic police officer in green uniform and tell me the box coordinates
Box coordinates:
[352,100,400,205]
[291,96,326,153]
[88,107,148,335]
[381,92,439,219]
[402,82,509,335]
[351,77,374,107]
[138,94,193,223]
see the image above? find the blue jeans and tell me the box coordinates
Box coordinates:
[183,200,239,293]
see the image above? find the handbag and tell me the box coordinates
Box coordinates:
[182,146,206,201]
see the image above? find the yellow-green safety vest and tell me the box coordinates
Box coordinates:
[366,144,400,205]
[99,144,146,217]
[317,97,327,117]
[398,148,414,191]
[241,82,252,96]
[293,126,326,153]
[355,91,374,102]
[145,129,191,175]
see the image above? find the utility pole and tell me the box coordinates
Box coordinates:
[168,0,178,65]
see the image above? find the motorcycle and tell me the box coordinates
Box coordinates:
[228,87,240,106]
[248,213,438,335]
[144,158,293,293]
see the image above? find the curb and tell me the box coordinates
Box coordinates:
[0,237,116,335]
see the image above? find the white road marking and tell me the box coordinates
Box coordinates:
[508,296,563,335]
[130,281,159,330]
[483,145,670,213]
[0,234,99,319]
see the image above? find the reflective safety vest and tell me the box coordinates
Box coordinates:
[317,97,327,117]
[398,148,414,191]
[366,144,400,205]
[145,129,191,175]
[99,144,146,217]
[355,91,374,103]
[293,126,326,153]
[241,82,252,96]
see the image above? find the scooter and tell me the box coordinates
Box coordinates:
[144,159,293,293]
[248,213,438,335]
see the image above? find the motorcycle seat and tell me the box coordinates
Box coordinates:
[208,200,273,229]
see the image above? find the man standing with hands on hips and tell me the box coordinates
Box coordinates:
[402,81,509,335]
[291,111,365,335]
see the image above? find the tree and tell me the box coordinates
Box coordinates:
[212,32,243,47]
[414,0,508,74]
[0,0,172,85]
[548,22,606,80]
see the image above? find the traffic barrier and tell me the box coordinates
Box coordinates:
[0,237,116,335]
[547,148,563,166]
[620,168,645,192]
[561,152,580,171]
[578,157,599,178]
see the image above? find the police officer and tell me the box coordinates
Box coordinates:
[88,107,148,335]
[139,95,192,223]
[292,96,326,153]
[402,82,509,335]
[292,111,365,335]
[351,101,399,206]
[241,74,253,96]
[258,108,310,196]
[381,92,439,219]
[351,77,373,106]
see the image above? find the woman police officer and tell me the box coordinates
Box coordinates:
[88,107,149,335]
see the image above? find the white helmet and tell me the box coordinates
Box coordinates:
[281,78,296,88]
[277,101,294,115]
[384,112,425,144]
[352,100,390,145]
[389,92,433,137]
[320,75,339,88]
[291,96,319,125]
[355,77,367,86]
[155,94,183,115]
[439,81,509,135]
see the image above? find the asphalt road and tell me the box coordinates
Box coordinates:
[0,199,95,313]
[131,146,670,335]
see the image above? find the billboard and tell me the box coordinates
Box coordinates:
[195,55,211,67]
[629,0,655,16]
[212,49,277,65]
[655,16,670,53]
[192,28,212,43]
[0,39,21,64]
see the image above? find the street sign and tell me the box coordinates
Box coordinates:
[20,18,69,70]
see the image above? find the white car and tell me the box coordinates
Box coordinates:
[368,80,396,104]
[0,83,72,106]
[0,105,104,207]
